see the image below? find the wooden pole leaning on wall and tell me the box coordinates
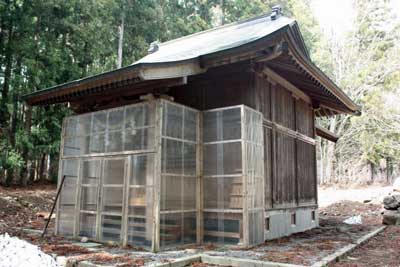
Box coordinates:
[42,175,67,237]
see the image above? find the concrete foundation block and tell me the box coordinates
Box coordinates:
[201,255,232,266]
[170,255,201,267]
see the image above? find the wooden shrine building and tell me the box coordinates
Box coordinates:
[25,8,360,252]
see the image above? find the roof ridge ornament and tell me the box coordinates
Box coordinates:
[148,41,160,54]
[271,5,282,20]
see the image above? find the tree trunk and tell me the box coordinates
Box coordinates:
[0,17,13,128]
[19,104,32,186]
[117,10,124,68]
[318,139,325,184]
[370,161,375,184]
[220,0,225,25]
[322,117,337,184]
[1,9,14,186]
[28,159,36,184]
[38,153,46,182]
[5,169,13,186]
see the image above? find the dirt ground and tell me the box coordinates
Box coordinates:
[0,184,399,266]
[0,184,57,232]
[330,226,400,267]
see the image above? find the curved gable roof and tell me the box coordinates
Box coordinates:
[136,15,296,63]
[24,12,360,116]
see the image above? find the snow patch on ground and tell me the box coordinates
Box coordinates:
[318,186,392,207]
[0,233,58,267]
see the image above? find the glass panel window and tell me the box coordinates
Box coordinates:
[92,112,107,133]
[81,160,100,185]
[203,108,241,143]
[79,213,96,238]
[125,104,154,128]
[124,127,155,151]
[58,159,78,236]
[183,109,197,142]
[81,186,98,211]
[108,109,124,131]
[161,175,182,211]
[160,213,183,248]
[60,177,77,206]
[204,176,243,210]
[130,154,154,186]
[183,177,196,210]
[106,131,123,152]
[102,187,124,213]
[63,137,80,156]
[64,117,78,137]
[127,217,152,247]
[183,143,196,176]
[128,188,147,215]
[103,159,125,184]
[161,139,183,175]
[101,215,122,242]
[163,103,183,139]
[203,142,242,176]
[183,212,197,244]
[58,206,75,235]
[90,134,105,154]
[77,115,92,136]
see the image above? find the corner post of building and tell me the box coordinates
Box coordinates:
[73,158,83,238]
[121,155,131,247]
[260,109,266,242]
[312,109,318,206]
[152,99,162,252]
[55,121,66,236]
[95,160,103,241]
[196,111,203,244]
[293,98,299,206]
[241,105,249,246]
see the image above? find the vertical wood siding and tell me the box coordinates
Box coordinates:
[264,128,273,209]
[274,84,295,130]
[296,100,314,138]
[296,140,317,204]
[274,132,297,207]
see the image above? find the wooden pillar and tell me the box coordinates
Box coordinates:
[241,106,249,246]
[152,100,162,252]
[294,99,299,206]
[121,156,131,246]
[196,112,203,244]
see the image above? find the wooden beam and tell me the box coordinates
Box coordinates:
[266,66,342,103]
[263,67,311,104]
[315,125,339,142]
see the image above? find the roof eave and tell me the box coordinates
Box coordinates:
[24,59,205,105]
[283,31,361,115]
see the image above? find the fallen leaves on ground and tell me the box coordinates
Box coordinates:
[0,184,57,233]
[69,252,146,266]
[331,226,400,267]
